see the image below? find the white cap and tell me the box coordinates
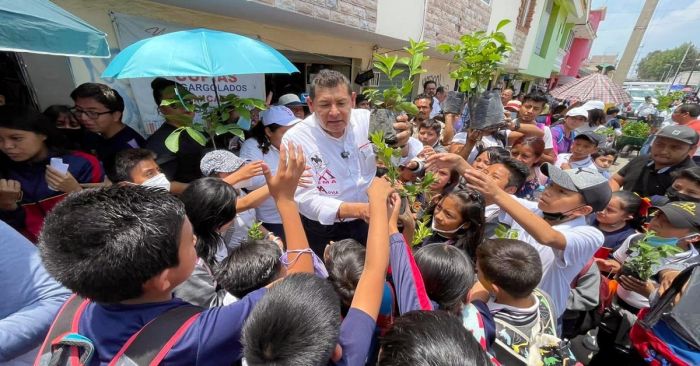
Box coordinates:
[581,100,605,111]
[277,93,306,106]
[261,105,302,127]
[566,107,589,118]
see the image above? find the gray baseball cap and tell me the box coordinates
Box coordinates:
[655,125,699,146]
[540,163,612,211]
[574,131,603,146]
[200,150,245,176]
[652,201,700,230]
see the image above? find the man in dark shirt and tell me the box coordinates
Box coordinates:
[145,78,205,192]
[71,83,145,178]
[610,125,698,197]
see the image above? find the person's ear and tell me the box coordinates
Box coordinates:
[331,344,342,363]
[573,205,593,217]
[306,96,314,112]
[351,91,357,107]
[38,133,47,142]
[264,126,273,139]
[504,186,517,195]
[112,110,123,123]
[143,269,171,293]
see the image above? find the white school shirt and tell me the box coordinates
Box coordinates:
[281,109,375,225]
[554,153,597,171]
[613,233,699,309]
[239,137,282,224]
[499,212,604,316]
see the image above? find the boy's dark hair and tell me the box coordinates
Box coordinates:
[522,91,548,106]
[112,148,157,183]
[70,83,125,113]
[674,166,700,185]
[418,119,441,135]
[423,79,437,90]
[242,273,341,365]
[180,178,237,268]
[592,147,618,160]
[39,186,186,303]
[309,69,352,100]
[151,77,188,106]
[491,156,529,191]
[606,107,620,115]
[436,86,445,94]
[378,310,492,366]
[475,145,510,162]
[325,239,365,315]
[476,239,542,299]
[414,93,434,108]
[216,239,282,298]
[676,103,700,118]
[415,244,475,313]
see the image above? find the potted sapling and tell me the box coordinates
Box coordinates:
[620,231,684,281]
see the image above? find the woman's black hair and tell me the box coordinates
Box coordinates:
[324,239,365,316]
[42,105,72,124]
[587,108,606,127]
[414,244,475,313]
[0,106,67,165]
[443,188,486,259]
[612,190,645,231]
[179,177,237,268]
[250,121,282,154]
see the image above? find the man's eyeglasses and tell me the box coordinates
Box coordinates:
[70,107,113,120]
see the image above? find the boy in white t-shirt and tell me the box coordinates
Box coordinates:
[465,163,611,322]
[555,131,601,171]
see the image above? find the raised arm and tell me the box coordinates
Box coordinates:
[263,143,313,274]
[350,178,392,320]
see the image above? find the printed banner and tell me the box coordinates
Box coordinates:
[110,12,265,135]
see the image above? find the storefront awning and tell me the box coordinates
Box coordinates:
[0,0,110,57]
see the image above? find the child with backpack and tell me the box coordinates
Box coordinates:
[473,238,574,365]
[35,143,311,365]
[550,107,589,154]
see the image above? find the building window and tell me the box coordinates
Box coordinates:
[534,0,554,56]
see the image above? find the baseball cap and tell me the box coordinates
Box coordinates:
[505,100,522,112]
[581,100,605,111]
[261,105,302,127]
[277,93,306,107]
[651,201,700,231]
[566,107,589,118]
[200,150,245,176]
[540,163,612,211]
[574,131,603,146]
[655,125,699,146]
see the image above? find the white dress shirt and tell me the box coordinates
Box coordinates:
[281,109,376,225]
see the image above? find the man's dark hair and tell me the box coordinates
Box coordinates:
[676,103,700,118]
[414,93,434,108]
[70,83,125,112]
[151,77,189,106]
[522,91,548,106]
[216,239,282,298]
[418,119,441,135]
[592,147,618,160]
[476,239,542,298]
[112,148,157,183]
[242,273,341,365]
[39,186,186,303]
[378,310,492,366]
[309,69,352,100]
[415,244,475,313]
[606,107,620,115]
[491,156,529,191]
[423,80,437,90]
[436,86,445,94]
[325,239,365,315]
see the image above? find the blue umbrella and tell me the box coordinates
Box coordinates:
[0,0,109,57]
[102,28,298,79]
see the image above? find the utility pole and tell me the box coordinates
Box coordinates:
[614,0,660,84]
[685,58,700,86]
[669,44,692,92]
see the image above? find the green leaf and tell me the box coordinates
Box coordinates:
[397,102,418,116]
[230,127,245,140]
[496,19,511,31]
[214,124,229,136]
[165,127,184,153]
[185,127,207,146]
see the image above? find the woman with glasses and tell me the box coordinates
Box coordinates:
[0,107,104,243]
[70,83,145,179]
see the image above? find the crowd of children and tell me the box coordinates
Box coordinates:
[2,72,700,365]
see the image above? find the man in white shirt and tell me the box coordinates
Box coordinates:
[282,69,409,255]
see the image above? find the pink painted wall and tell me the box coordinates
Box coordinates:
[561,8,606,77]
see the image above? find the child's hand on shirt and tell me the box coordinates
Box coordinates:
[264,142,305,202]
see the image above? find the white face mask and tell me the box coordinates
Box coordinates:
[431,220,465,236]
[141,173,171,192]
[232,177,252,190]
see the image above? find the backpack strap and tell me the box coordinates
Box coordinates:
[34,294,90,366]
[570,257,595,289]
[109,305,202,366]
[532,289,557,336]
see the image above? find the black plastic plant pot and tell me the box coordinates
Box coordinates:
[470,90,506,131]
[369,108,398,145]
[620,264,644,281]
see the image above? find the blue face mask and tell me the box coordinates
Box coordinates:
[645,234,699,247]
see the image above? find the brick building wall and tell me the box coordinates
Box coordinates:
[506,30,527,69]
[423,0,491,46]
[253,0,378,31]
